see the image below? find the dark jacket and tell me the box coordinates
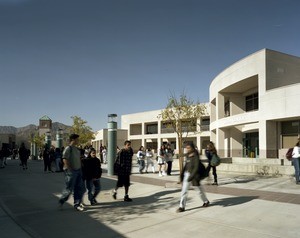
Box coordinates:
[82,157,102,180]
[180,153,201,186]
[19,146,29,160]
[116,148,133,176]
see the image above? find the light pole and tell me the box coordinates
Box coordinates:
[107,114,117,176]
[45,131,51,149]
[56,128,63,149]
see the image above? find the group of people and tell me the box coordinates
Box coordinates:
[136,144,175,176]
[0,143,30,170]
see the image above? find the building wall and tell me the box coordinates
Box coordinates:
[210,49,300,159]
[121,107,210,153]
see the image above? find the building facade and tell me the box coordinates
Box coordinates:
[91,129,128,155]
[210,49,300,159]
[121,107,210,153]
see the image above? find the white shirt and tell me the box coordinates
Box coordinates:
[292,146,300,158]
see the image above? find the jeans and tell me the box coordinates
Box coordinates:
[60,169,85,205]
[293,157,300,183]
[139,160,145,172]
[85,179,101,202]
[167,161,173,175]
[55,158,61,171]
[179,172,208,209]
[146,158,155,173]
[207,164,218,182]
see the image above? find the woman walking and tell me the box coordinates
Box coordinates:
[292,142,300,185]
[157,145,167,177]
[82,148,102,205]
[145,148,155,173]
[137,146,146,174]
[166,144,174,176]
[177,142,210,213]
[19,143,29,170]
[205,142,218,185]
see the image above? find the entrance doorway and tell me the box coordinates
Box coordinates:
[243,132,259,158]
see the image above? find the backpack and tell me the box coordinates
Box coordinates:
[285,148,293,161]
[198,161,208,180]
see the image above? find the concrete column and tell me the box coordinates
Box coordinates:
[217,93,225,120]
[266,121,278,158]
[216,128,225,157]
[259,120,267,158]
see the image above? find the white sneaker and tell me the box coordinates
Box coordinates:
[162,172,166,176]
[159,172,162,177]
[74,204,84,212]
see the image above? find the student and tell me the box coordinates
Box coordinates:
[292,142,300,184]
[19,143,29,170]
[137,146,146,174]
[145,148,155,173]
[102,146,107,164]
[54,148,62,172]
[112,140,134,202]
[82,148,102,205]
[43,146,52,173]
[59,134,85,211]
[205,141,218,185]
[157,145,167,177]
[166,144,174,176]
[177,142,210,213]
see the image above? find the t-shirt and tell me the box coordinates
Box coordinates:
[63,145,81,170]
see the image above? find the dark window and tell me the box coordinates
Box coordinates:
[245,93,259,112]
[146,124,158,134]
[224,100,230,117]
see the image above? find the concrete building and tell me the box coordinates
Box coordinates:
[0,134,16,149]
[121,107,210,153]
[91,129,128,155]
[209,49,300,175]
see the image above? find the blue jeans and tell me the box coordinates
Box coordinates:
[60,169,85,205]
[293,157,300,183]
[85,179,101,202]
[139,160,145,172]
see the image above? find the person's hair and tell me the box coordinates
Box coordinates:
[147,147,152,151]
[208,141,217,154]
[139,146,144,151]
[88,148,96,157]
[185,141,199,157]
[296,142,300,147]
[124,140,131,145]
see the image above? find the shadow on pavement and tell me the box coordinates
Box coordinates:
[211,196,259,207]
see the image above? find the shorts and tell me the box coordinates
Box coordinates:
[117,175,130,187]
[157,157,166,165]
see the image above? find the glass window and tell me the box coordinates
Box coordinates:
[146,124,158,134]
[245,93,259,112]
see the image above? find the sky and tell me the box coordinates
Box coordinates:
[0,0,300,131]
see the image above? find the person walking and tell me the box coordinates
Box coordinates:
[157,145,167,177]
[102,146,107,164]
[0,148,4,169]
[112,140,134,202]
[19,143,29,170]
[82,148,102,205]
[54,148,62,172]
[292,142,300,185]
[1,146,10,167]
[177,142,210,213]
[205,141,218,185]
[166,144,174,176]
[137,146,146,174]
[145,148,155,173]
[43,146,52,173]
[59,134,85,211]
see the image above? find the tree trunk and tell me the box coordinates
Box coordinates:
[178,134,184,173]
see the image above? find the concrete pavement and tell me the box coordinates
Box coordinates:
[0,159,299,238]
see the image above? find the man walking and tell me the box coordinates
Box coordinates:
[59,134,85,211]
[112,140,134,202]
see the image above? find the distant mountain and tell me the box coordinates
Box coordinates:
[0,122,72,147]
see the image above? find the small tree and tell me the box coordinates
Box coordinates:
[70,116,95,146]
[160,92,206,173]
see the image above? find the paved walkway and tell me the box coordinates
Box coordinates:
[0,159,299,238]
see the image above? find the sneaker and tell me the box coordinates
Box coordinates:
[159,172,162,177]
[162,171,166,176]
[112,191,117,200]
[124,195,132,202]
[203,201,210,207]
[176,207,185,213]
[212,182,218,186]
[74,204,84,211]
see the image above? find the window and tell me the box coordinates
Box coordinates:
[200,118,210,131]
[146,124,158,134]
[245,93,258,112]
[224,100,230,117]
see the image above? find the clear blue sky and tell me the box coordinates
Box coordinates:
[1,0,300,131]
